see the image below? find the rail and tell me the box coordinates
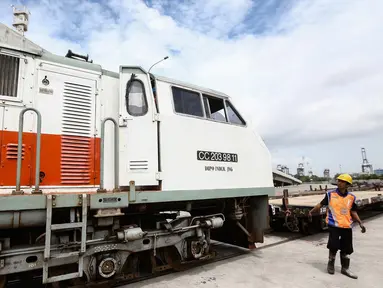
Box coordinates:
[13,108,42,194]
[98,117,120,192]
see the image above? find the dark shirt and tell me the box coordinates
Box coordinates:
[320,189,357,211]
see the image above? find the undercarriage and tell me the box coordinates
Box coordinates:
[0,193,268,287]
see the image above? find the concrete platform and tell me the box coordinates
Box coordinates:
[125,214,383,288]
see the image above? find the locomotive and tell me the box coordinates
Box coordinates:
[0,13,274,287]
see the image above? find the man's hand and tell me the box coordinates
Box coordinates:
[351,211,365,233]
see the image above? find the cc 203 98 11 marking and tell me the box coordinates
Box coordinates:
[197,150,238,163]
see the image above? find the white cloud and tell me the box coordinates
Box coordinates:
[1,0,382,175]
[155,0,253,37]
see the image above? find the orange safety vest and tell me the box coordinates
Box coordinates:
[326,189,356,229]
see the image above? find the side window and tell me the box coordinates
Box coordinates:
[172,86,203,117]
[126,79,148,116]
[225,100,246,126]
[0,54,20,97]
[203,94,227,122]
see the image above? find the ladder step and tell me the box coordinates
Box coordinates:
[51,222,83,231]
[45,272,81,283]
[42,194,87,284]
[51,251,80,259]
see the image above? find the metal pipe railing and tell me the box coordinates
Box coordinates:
[98,117,119,192]
[14,108,42,194]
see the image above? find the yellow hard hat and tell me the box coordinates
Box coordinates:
[337,173,353,185]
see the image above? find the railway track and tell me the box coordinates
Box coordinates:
[5,209,382,288]
[4,242,250,288]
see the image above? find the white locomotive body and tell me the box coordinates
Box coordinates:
[0,21,274,286]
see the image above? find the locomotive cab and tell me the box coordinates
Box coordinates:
[113,65,273,195]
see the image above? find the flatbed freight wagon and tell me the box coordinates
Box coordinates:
[269,190,383,234]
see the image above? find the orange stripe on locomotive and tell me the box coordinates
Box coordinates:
[0,130,100,187]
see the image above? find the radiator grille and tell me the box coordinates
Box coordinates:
[61,82,93,185]
[61,136,91,184]
[6,143,25,160]
[0,54,20,97]
[62,82,92,137]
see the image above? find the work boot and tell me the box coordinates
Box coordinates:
[327,251,336,274]
[340,254,358,279]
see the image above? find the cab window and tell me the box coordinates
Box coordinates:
[203,94,227,122]
[225,100,246,125]
[126,79,148,116]
[172,86,203,117]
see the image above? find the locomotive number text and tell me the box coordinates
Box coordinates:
[197,150,238,163]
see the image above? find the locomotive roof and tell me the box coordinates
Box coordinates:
[0,22,44,55]
[0,22,104,74]
[154,75,229,99]
[0,22,228,98]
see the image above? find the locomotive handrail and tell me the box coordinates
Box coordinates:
[98,117,120,192]
[13,107,42,194]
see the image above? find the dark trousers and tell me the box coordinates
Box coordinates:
[327,225,354,255]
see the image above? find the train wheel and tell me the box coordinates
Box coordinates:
[284,214,300,233]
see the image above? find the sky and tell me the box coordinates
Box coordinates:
[1,0,383,177]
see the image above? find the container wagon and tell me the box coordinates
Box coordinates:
[0,18,274,287]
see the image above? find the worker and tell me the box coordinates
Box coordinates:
[308,173,366,279]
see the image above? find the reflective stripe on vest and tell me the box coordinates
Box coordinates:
[326,190,356,228]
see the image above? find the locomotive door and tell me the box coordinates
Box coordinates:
[118,66,159,187]
[34,66,98,187]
